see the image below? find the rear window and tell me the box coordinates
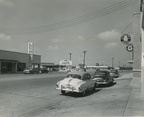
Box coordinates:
[66,74,81,79]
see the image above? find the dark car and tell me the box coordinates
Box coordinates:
[109,69,119,78]
[39,68,49,73]
[23,68,39,74]
[92,70,114,86]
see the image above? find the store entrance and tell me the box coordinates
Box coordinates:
[1,62,13,73]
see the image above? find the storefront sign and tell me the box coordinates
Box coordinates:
[28,42,34,60]
[60,60,72,66]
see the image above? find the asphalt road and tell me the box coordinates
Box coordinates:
[0,71,132,117]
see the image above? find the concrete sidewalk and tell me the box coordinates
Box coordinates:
[122,73,144,117]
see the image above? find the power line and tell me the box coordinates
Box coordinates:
[0,0,138,35]
[121,20,133,34]
[0,0,137,33]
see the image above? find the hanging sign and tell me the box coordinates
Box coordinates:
[120,34,131,45]
[126,44,133,52]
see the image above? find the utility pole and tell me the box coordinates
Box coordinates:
[69,53,72,60]
[119,61,120,67]
[83,51,87,66]
[83,51,87,71]
[140,0,144,97]
[112,58,114,69]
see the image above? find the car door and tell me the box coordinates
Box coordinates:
[107,72,112,83]
[83,73,94,90]
[81,73,90,90]
[87,73,95,89]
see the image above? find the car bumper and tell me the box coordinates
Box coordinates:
[56,87,81,93]
[23,71,30,74]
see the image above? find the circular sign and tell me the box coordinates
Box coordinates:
[126,44,133,52]
[120,34,131,45]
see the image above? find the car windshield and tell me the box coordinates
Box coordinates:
[66,74,81,79]
[110,70,117,73]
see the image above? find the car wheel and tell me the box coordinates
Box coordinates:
[93,83,97,91]
[61,90,66,94]
[81,90,86,96]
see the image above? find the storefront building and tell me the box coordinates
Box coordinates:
[0,50,41,73]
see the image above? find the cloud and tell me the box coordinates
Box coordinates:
[98,29,121,41]
[105,42,118,48]
[0,0,14,7]
[77,35,85,41]
[52,38,64,43]
[48,45,59,50]
[0,33,11,41]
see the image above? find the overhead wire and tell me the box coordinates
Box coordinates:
[121,20,133,34]
[0,0,138,35]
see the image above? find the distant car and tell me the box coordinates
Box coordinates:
[39,68,49,73]
[92,71,114,86]
[23,68,39,74]
[56,71,98,96]
[109,69,119,78]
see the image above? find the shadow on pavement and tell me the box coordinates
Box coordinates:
[60,89,101,98]
[97,82,117,88]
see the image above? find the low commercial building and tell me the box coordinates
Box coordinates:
[40,63,59,71]
[0,50,41,73]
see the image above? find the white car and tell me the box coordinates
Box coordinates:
[56,71,97,96]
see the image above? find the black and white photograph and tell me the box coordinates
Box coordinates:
[0,0,144,117]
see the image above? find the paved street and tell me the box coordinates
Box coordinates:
[0,71,135,117]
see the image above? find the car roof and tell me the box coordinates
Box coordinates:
[96,70,109,73]
[67,71,89,76]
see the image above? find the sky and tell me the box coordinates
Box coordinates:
[0,0,140,67]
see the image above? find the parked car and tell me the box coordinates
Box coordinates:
[39,67,49,73]
[56,71,98,96]
[109,69,119,78]
[23,68,39,74]
[92,70,114,86]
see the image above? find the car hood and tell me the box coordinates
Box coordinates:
[60,78,85,87]
[92,77,103,81]
[110,73,116,75]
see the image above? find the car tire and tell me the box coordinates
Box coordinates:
[93,83,97,91]
[81,90,86,96]
[61,90,66,94]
